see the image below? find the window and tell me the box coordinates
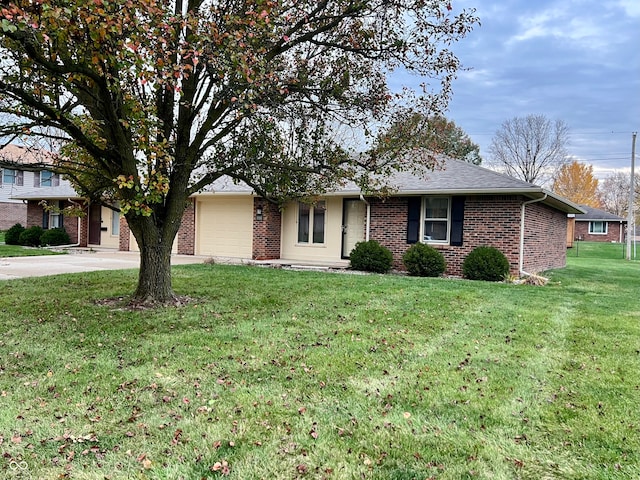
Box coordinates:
[43,201,62,229]
[2,168,23,186]
[589,221,607,234]
[40,170,54,187]
[111,209,120,236]
[423,197,450,243]
[297,201,326,244]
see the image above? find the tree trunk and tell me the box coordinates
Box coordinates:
[127,214,181,305]
[133,240,175,304]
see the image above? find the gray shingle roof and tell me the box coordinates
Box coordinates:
[574,205,626,222]
[199,157,584,214]
[11,185,81,201]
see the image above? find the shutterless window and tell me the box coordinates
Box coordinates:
[589,221,607,234]
[297,201,325,244]
[423,197,450,243]
[111,209,120,236]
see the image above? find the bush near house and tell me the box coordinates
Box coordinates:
[40,227,71,246]
[5,223,25,245]
[349,240,394,273]
[402,242,446,277]
[18,225,44,247]
[462,245,510,281]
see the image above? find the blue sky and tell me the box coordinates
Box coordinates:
[396,0,640,178]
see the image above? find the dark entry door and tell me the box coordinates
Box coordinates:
[88,203,101,245]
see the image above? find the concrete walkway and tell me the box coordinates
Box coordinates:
[0,248,350,280]
[0,249,206,280]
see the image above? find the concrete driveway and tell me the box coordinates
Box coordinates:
[0,250,207,280]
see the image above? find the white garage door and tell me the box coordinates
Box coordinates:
[196,197,253,258]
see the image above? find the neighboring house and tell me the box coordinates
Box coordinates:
[121,158,583,276]
[0,144,64,230]
[573,205,626,243]
[5,145,119,247]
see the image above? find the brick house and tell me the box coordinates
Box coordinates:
[5,145,119,248]
[0,144,65,230]
[573,205,626,243]
[161,158,583,276]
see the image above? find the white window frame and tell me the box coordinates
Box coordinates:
[422,196,451,244]
[588,221,607,235]
[44,200,62,229]
[111,209,120,237]
[297,201,326,245]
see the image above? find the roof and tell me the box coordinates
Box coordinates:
[11,185,82,201]
[198,157,585,214]
[574,205,626,222]
[0,144,54,169]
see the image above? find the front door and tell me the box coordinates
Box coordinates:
[88,203,101,245]
[341,199,366,258]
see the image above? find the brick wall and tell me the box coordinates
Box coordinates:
[574,221,623,243]
[253,199,282,260]
[118,216,130,251]
[26,201,41,228]
[368,195,567,277]
[522,202,567,273]
[25,200,84,244]
[177,201,195,255]
[0,202,27,230]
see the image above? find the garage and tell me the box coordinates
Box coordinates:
[195,196,253,258]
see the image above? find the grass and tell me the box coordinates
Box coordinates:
[0,230,65,257]
[0,243,638,479]
[0,244,65,257]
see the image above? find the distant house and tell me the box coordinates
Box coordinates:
[4,144,119,248]
[573,205,626,243]
[121,158,584,276]
[0,145,63,230]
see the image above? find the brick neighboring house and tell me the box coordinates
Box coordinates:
[573,205,626,243]
[136,158,584,276]
[5,144,120,248]
[0,144,65,230]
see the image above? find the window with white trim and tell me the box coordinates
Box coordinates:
[589,221,607,234]
[297,201,326,244]
[43,200,63,229]
[111,208,120,236]
[423,197,450,243]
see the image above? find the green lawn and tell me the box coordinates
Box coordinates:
[0,230,66,257]
[0,244,65,257]
[0,243,638,479]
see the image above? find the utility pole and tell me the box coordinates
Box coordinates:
[627,132,637,261]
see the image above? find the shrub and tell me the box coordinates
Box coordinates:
[19,226,45,247]
[41,228,71,246]
[5,223,25,245]
[349,240,394,273]
[462,246,510,281]
[402,243,446,277]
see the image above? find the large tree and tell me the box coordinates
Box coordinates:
[599,171,640,219]
[551,160,600,207]
[488,114,569,185]
[0,0,478,304]
[379,113,482,164]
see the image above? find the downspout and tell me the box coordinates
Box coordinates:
[519,194,547,276]
[359,194,370,241]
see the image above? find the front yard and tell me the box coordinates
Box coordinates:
[0,243,638,479]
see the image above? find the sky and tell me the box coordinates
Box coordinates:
[395,0,640,179]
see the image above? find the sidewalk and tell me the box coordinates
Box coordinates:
[0,249,206,280]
